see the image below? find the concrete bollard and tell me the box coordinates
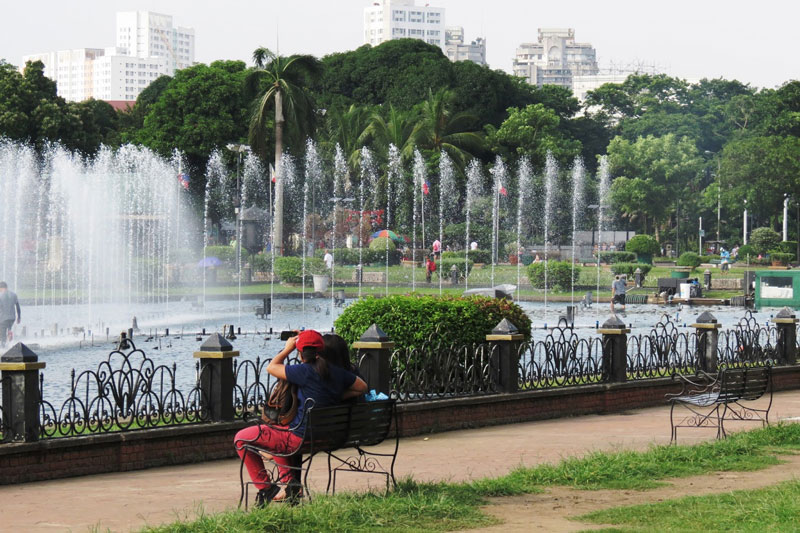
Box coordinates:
[599,315,630,382]
[353,324,394,395]
[772,307,798,365]
[0,343,46,442]
[692,311,721,373]
[193,333,239,421]
[486,319,524,393]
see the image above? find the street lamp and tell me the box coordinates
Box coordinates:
[225,143,250,272]
[743,199,748,245]
[783,193,790,242]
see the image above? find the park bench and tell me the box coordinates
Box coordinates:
[666,365,772,443]
[237,398,398,508]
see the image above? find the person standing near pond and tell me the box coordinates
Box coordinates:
[0,281,21,348]
[610,275,627,312]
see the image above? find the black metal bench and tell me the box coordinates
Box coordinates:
[666,365,772,443]
[236,398,398,508]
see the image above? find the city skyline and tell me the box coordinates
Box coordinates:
[2,0,798,90]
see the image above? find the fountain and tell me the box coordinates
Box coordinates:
[331,145,348,322]
[303,140,324,322]
[570,157,585,306]
[543,151,558,320]
[596,156,611,310]
[489,156,508,288]
[438,151,457,295]
[386,144,402,296]
[464,159,483,291]
[516,157,533,301]
[412,149,427,292]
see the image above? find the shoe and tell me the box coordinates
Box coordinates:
[273,480,304,506]
[255,484,280,508]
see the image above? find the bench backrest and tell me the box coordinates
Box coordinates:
[302,399,395,453]
[718,366,770,402]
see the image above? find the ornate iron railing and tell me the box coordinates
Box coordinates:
[627,314,700,379]
[233,354,300,420]
[38,340,210,438]
[518,326,604,388]
[719,311,777,366]
[389,339,498,402]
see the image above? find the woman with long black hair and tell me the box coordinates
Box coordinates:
[234,329,367,506]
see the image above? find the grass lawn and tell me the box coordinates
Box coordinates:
[579,480,800,532]
[143,423,800,533]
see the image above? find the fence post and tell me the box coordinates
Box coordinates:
[692,311,721,373]
[772,307,798,365]
[0,343,45,442]
[486,319,524,393]
[353,324,394,395]
[193,333,239,421]
[599,315,630,383]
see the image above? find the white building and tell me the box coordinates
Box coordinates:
[513,28,598,89]
[363,0,445,48]
[572,73,630,102]
[445,27,486,65]
[21,11,193,103]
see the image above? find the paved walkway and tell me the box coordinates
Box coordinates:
[2,391,799,532]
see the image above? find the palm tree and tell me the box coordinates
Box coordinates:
[365,105,416,160]
[326,104,373,179]
[248,47,321,255]
[412,88,484,168]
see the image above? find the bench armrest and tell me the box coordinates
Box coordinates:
[666,370,718,400]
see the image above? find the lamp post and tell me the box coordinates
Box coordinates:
[743,199,748,245]
[226,143,250,272]
[783,193,790,242]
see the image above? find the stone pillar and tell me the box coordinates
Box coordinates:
[772,307,798,365]
[0,343,46,443]
[704,269,712,291]
[353,324,394,395]
[599,315,630,383]
[634,267,643,289]
[692,311,721,373]
[193,333,239,421]
[486,318,524,393]
[450,265,459,285]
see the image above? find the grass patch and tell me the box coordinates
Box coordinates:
[144,424,800,532]
[579,480,800,532]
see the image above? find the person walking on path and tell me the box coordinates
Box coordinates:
[0,281,20,347]
[610,275,627,312]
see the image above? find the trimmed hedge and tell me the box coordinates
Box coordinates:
[273,256,326,284]
[610,263,653,276]
[204,245,237,263]
[599,251,636,264]
[750,227,781,256]
[769,251,793,264]
[369,237,396,251]
[736,244,757,259]
[625,235,660,257]
[677,252,702,268]
[334,294,531,349]
[249,253,273,273]
[314,247,402,266]
[526,260,580,290]
[437,258,473,277]
[442,249,492,264]
[777,241,798,256]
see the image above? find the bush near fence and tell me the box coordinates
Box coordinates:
[527,260,580,290]
[334,294,531,350]
[313,247,403,266]
[610,263,653,276]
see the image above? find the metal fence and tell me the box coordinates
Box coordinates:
[233,354,299,421]
[719,312,778,366]
[627,315,701,380]
[38,340,210,439]
[518,326,604,389]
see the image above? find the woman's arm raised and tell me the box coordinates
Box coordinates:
[266,335,297,380]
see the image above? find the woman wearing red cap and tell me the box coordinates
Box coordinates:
[234,329,367,506]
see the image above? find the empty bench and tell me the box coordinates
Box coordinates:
[237,398,398,508]
[666,365,772,443]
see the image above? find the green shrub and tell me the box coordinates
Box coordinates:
[527,260,580,290]
[334,294,531,350]
[368,237,396,251]
[769,251,793,264]
[273,256,325,284]
[204,245,237,263]
[249,253,273,273]
[314,247,402,266]
[437,258,473,277]
[625,235,660,257]
[610,263,653,276]
[443,249,491,264]
[599,251,636,264]
[677,252,702,268]
[750,227,781,255]
[700,254,721,263]
[736,244,756,259]
[777,241,797,258]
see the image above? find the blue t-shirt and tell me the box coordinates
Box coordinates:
[285,362,357,436]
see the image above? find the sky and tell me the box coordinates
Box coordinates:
[1,0,798,89]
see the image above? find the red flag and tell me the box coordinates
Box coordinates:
[499,185,508,197]
[422,180,430,195]
[177,173,190,190]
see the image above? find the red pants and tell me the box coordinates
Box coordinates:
[234,424,303,490]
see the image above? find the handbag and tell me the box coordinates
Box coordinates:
[261,379,299,426]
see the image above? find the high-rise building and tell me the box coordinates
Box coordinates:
[363,0,445,48]
[512,29,598,89]
[21,11,193,103]
[445,27,486,65]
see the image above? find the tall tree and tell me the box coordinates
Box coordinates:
[248,47,322,255]
[411,88,484,168]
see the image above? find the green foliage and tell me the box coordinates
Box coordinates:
[368,237,396,251]
[334,295,531,350]
[203,245,237,263]
[610,263,652,276]
[526,260,580,290]
[599,251,637,264]
[249,253,273,273]
[437,258,473,277]
[777,241,797,256]
[749,227,782,255]
[737,244,756,258]
[273,256,325,284]
[769,252,793,264]
[677,252,702,268]
[442,249,491,264]
[700,254,721,263]
[314,248,402,266]
[624,234,660,256]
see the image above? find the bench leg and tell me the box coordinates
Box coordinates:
[670,402,677,444]
[718,404,727,439]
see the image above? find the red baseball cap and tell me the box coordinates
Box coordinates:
[296,330,324,352]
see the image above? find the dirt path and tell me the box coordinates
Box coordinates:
[472,452,800,532]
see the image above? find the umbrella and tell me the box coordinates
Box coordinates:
[197,256,223,268]
[370,230,405,245]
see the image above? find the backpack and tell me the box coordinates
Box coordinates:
[261,379,299,426]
